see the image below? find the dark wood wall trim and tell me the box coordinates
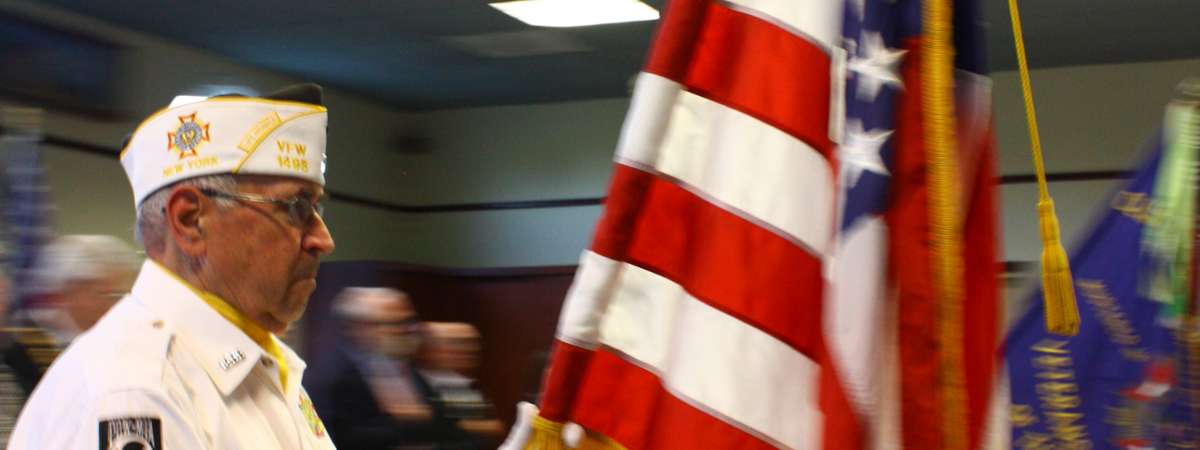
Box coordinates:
[1004,261,1034,274]
[28,131,607,212]
[329,191,603,213]
[999,170,1132,184]
[19,130,1135,212]
[43,134,121,158]
[370,261,579,278]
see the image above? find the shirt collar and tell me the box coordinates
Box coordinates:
[131,260,274,395]
[178,274,293,391]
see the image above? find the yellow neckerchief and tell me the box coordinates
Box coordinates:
[156,262,290,390]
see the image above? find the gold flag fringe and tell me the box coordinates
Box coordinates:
[921,0,969,449]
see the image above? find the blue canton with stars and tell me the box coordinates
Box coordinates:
[838,0,919,232]
[838,0,988,232]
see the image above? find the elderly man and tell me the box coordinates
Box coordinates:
[8,84,336,449]
[418,322,505,448]
[307,287,444,450]
[4,234,139,395]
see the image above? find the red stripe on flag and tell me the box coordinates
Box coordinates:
[962,128,1000,450]
[592,164,826,358]
[572,345,864,450]
[572,349,781,450]
[816,341,865,450]
[538,341,596,423]
[643,0,708,79]
[889,40,1001,449]
[644,1,834,159]
[589,161,658,263]
[887,39,942,450]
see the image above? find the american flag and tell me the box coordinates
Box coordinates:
[527,0,1000,448]
[1,107,53,314]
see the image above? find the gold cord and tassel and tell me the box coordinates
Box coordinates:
[576,431,628,450]
[523,416,627,450]
[1008,0,1080,336]
[524,416,570,450]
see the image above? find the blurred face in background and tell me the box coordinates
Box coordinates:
[60,268,135,331]
[35,234,140,334]
[346,291,422,359]
[421,322,482,374]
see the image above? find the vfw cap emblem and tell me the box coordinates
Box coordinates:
[166,112,211,159]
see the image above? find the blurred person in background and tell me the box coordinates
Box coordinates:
[306,287,448,450]
[417,322,505,447]
[3,234,138,395]
[7,84,338,449]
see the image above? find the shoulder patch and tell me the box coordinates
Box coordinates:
[98,417,162,450]
[298,390,326,437]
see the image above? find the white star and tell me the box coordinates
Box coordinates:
[848,31,906,101]
[840,120,892,188]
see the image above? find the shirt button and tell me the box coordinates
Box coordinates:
[151,320,164,329]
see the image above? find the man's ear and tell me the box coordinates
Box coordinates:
[165,186,207,257]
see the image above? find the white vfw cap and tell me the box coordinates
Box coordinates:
[119,84,328,206]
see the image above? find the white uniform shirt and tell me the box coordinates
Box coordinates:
[8,261,337,450]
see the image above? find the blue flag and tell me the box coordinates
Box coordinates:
[1006,135,1200,449]
[1,122,52,313]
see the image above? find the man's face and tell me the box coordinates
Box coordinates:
[62,269,134,331]
[363,295,421,358]
[203,176,335,333]
[425,325,481,373]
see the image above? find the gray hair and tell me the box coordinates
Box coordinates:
[33,235,140,294]
[332,287,411,321]
[135,175,236,255]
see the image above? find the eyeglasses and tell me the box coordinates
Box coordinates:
[200,188,325,226]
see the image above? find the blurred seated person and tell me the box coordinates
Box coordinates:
[417,322,505,444]
[3,235,138,394]
[306,287,448,450]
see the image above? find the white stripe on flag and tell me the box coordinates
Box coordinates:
[868,281,901,450]
[616,73,835,257]
[826,218,889,414]
[981,365,1011,450]
[556,251,622,348]
[722,0,842,52]
[561,251,823,450]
